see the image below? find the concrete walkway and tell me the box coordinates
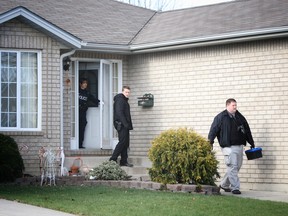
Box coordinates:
[0,199,76,216]
[1,190,288,216]
[221,189,288,203]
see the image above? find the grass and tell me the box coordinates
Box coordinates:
[1,184,288,216]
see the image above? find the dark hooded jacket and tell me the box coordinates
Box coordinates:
[113,93,133,130]
[79,88,99,111]
[208,110,254,148]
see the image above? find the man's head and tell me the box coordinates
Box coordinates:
[80,78,88,89]
[226,98,237,114]
[122,86,131,98]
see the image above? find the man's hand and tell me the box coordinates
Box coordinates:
[209,140,214,149]
[250,143,255,148]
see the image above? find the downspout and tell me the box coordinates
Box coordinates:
[60,49,76,176]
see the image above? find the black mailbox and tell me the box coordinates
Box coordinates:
[138,93,154,107]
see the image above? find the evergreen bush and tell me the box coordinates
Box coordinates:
[86,161,131,180]
[0,134,25,182]
[148,128,219,186]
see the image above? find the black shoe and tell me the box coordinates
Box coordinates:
[79,146,85,149]
[219,185,231,192]
[232,190,241,194]
[120,162,133,167]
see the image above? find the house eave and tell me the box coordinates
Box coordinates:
[81,43,132,54]
[81,28,288,54]
[129,27,288,53]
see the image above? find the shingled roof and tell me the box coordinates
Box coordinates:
[131,0,288,49]
[1,0,288,53]
[0,0,156,46]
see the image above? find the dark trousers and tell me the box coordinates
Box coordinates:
[110,127,130,164]
[79,110,87,148]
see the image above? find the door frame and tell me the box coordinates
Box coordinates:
[69,58,122,150]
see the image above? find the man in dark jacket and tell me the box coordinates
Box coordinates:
[109,86,133,167]
[79,78,99,149]
[208,98,254,195]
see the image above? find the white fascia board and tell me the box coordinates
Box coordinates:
[130,26,288,53]
[0,7,84,48]
[83,43,131,54]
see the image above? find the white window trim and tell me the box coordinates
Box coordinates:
[0,49,42,132]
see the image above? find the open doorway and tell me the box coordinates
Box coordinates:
[69,59,122,150]
[79,62,100,149]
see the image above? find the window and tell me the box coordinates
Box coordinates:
[0,50,41,131]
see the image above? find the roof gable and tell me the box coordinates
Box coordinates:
[0,0,156,47]
[0,6,83,48]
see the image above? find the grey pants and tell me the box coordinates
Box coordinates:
[220,145,243,191]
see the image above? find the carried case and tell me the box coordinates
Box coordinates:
[245,147,262,160]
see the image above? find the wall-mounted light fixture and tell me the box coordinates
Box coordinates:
[63,56,71,71]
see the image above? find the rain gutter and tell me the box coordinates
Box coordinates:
[129,27,288,53]
[82,43,132,54]
[79,27,288,54]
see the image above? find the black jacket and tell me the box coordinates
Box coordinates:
[79,88,99,111]
[113,93,133,130]
[208,110,254,148]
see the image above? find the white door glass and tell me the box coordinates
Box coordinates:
[79,62,100,149]
[70,61,77,150]
[99,60,113,149]
[112,62,122,149]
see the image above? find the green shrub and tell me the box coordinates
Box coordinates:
[148,128,220,186]
[0,134,25,182]
[86,161,131,180]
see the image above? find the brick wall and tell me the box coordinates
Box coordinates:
[0,19,62,175]
[127,39,288,191]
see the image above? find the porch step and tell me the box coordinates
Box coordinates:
[63,156,152,179]
[121,166,149,175]
[64,156,108,170]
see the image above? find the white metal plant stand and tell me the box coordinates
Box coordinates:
[39,146,65,186]
[41,148,56,186]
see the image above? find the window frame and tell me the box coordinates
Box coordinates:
[0,49,42,132]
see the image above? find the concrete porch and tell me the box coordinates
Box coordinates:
[63,150,152,180]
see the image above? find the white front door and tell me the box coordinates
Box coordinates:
[99,60,113,149]
[79,62,101,149]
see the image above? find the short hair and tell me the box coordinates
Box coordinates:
[226,98,237,106]
[80,78,88,84]
[122,86,130,91]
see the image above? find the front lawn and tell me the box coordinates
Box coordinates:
[1,185,288,216]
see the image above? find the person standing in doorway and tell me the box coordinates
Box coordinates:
[79,78,99,149]
[109,86,133,167]
[208,98,255,194]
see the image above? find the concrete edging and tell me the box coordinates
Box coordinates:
[14,176,221,195]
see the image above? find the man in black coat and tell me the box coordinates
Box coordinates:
[109,86,133,167]
[208,98,254,195]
